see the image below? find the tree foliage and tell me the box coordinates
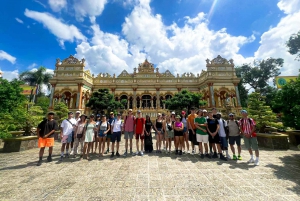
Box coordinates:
[236,58,283,92]
[164,89,206,113]
[272,76,300,129]
[86,89,124,115]
[287,30,300,60]
[54,102,69,125]
[235,68,248,107]
[36,96,50,115]
[247,92,277,132]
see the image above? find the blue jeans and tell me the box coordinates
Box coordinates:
[98,130,107,137]
[219,137,228,148]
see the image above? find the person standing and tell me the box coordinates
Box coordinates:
[227,113,242,160]
[173,115,184,155]
[111,113,123,158]
[162,113,166,151]
[165,115,174,153]
[97,115,110,157]
[82,114,97,160]
[36,112,58,166]
[194,110,210,158]
[73,114,87,158]
[181,111,190,154]
[105,112,115,154]
[123,109,135,156]
[187,107,198,154]
[153,113,163,153]
[60,112,77,161]
[216,112,230,159]
[92,114,101,154]
[144,115,153,153]
[134,110,145,156]
[239,110,259,165]
[70,111,81,155]
[207,111,227,161]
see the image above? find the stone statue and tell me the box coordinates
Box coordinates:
[177,73,179,78]
[56,58,60,64]
[81,58,85,64]
[229,59,234,65]
[113,73,115,78]
[206,59,210,64]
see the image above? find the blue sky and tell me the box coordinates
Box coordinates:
[0,0,299,81]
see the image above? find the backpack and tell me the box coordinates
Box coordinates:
[124,115,135,126]
[98,121,109,131]
[135,117,145,125]
[240,118,253,130]
[227,120,240,131]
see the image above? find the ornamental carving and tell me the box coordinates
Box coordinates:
[160,70,175,78]
[207,55,234,66]
[138,59,155,73]
[59,55,85,65]
[118,70,132,78]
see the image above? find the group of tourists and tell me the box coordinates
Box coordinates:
[36,108,260,167]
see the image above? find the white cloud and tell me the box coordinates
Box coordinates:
[48,0,67,12]
[2,70,19,81]
[277,0,300,14]
[0,50,16,64]
[24,9,86,48]
[28,63,37,69]
[33,0,47,8]
[185,12,206,24]
[73,0,107,23]
[15,18,24,24]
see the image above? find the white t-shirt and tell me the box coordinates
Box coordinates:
[218,118,227,137]
[61,118,77,135]
[111,119,123,132]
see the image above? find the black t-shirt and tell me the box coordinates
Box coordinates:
[38,119,58,138]
[213,114,217,119]
[145,120,153,132]
[207,118,219,133]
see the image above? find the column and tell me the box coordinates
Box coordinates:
[133,88,137,109]
[70,97,73,109]
[49,84,55,108]
[151,98,153,109]
[77,83,83,109]
[127,98,129,109]
[156,88,160,109]
[208,83,215,107]
[217,94,221,107]
[234,84,241,106]
[111,88,115,95]
[207,97,210,107]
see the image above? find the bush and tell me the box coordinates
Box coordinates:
[0,131,12,139]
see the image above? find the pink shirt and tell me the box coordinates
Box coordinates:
[175,122,182,128]
[239,118,256,137]
[124,115,135,132]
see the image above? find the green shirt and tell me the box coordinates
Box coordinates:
[195,117,207,135]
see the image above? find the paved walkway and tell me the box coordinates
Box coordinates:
[0,138,300,201]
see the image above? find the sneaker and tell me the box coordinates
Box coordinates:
[220,154,228,161]
[237,155,242,160]
[226,154,231,160]
[66,153,69,158]
[70,150,74,155]
[182,150,185,154]
[37,160,42,166]
[140,151,144,156]
[130,150,133,155]
[198,152,201,156]
[247,158,255,163]
[110,152,115,158]
[200,154,205,159]
[205,154,211,159]
[187,150,190,154]
[133,151,139,156]
[255,160,260,166]
[212,152,218,158]
[47,156,52,162]
[59,156,63,161]
[175,150,178,155]
[179,150,182,155]
[104,150,109,154]
[191,150,195,155]
[116,152,120,157]
[123,151,127,157]
[232,155,237,160]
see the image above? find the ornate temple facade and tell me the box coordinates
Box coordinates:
[49,55,242,117]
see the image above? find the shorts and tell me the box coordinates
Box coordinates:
[124,131,134,140]
[183,127,187,133]
[174,130,183,137]
[155,128,163,135]
[219,137,228,148]
[166,130,174,138]
[38,137,54,148]
[244,137,259,151]
[62,134,72,143]
[112,131,121,143]
[209,133,220,144]
[196,135,209,143]
[188,129,197,145]
[136,133,145,140]
[71,131,74,142]
[229,136,241,146]
[98,130,107,138]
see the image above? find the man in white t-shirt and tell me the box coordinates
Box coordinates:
[110,113,123,158]
[216,112,230,160]
[70,111,81,155]
[60,112,77,161]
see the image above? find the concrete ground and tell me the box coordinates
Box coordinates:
[0,137,300,201]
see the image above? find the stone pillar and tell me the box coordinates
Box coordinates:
[49,84,55,109]
[127,98,129,109]
[140,98,142,109]
[77,84,83,109]
[151,98,153,109]
[207,97,210,107]
[70,97,73,109]
[234,83,241,106]
[208,83,215,107]
[133,88,137,109]
[156,88,160,109]
[217,94,221,107]
[111,88,115,96]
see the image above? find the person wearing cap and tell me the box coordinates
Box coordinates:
[60,111,77,161]
[73,114,87,158]
[105,112,115,154]
[212,108,218,118]
[161,113,166,151]
[187,107,198,154]
[181,111,190,154]
[123,109,135,156]
[202,109,208,119]
[194,110,210,158]
[153,113,164,153]
[133,110,145,156]
[82,114,97,160]
[216,112,230,160]
[239,110,259,165]
[110,113,123,158]
[173,114,184,155]
[227,113,242,160]
[36,112,58,166]
[75,111,81,121]
[70,111,81,155]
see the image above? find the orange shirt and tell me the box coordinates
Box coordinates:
[187,113,198,129]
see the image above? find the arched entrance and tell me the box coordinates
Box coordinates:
[142,95,151,109]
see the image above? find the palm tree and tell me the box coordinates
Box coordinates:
[19,66,53,102]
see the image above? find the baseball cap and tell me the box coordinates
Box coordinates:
[76,111,81,114]
[162,113,166,116]
[157,113,162,116]
[171,111,175,115]
[229,113,234,116]
[68,111,73,115]
[128,109,133,112]
[241,110,248,114]
[175,115,181,119]
[117,113,121,116]
[203,109,207,112]
[137,110,141,113]
[110,112,114,115]
[90,114,95,117]
[48,111,55,115]
[181,111,186,115]
[216,112,222,115]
